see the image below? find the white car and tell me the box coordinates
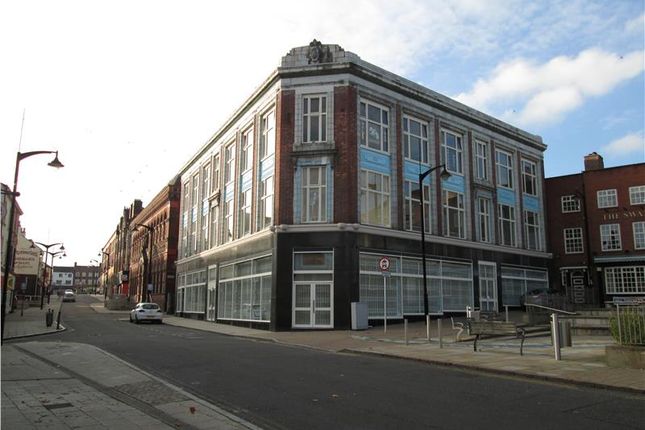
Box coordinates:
[130,302,163,324]
[62,290,76,302]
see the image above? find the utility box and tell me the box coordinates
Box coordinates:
[351,302,368,330]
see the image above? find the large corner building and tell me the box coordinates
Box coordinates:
[175,41,551,330]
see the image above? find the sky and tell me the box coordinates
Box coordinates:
[1,0,643,267]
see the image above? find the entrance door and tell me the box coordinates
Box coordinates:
[571,271,586,304]
[293,282,333,328]
[479,262,498,312]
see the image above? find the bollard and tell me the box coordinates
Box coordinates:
[56,308,62,330]
[551,313,561,360]
[438,318,443,349]
[404,319,408,345]
[426,314,430,342]
[504,305,510,323]
[45,309,54,327]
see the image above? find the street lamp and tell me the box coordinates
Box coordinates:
[132,223,154,302]
[35,242,64,309]
[1,150,64,344]
[419,164,451,338]
[99,251,111,300]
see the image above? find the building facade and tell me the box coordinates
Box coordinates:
[545,153,645,306]
[129,177,180,312]
[72,263,100,293]
[52,266,74,290]
[175,41,551,330]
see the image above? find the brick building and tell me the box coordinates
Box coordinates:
[129,176,181,312]
[72,263,100,293]
[545,153,645,306]
[174,41,551,330]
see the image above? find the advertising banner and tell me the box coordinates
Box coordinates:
[13,235,42,275]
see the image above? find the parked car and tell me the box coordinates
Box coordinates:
[62,290,76,302]
[129,302,163,324]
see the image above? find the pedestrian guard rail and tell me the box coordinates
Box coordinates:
[611,304,645,346]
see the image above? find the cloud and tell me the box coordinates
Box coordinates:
[602,132,645,157]
[625,13,645,33]
[455,48,645,127]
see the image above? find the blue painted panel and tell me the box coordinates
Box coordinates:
[260,157,274,180]
[523,195,540,212]
[360,148,390,175]
[441,174,465,193]
[403,161,431,182]
[497,188,516,206]
[241,171,252,191]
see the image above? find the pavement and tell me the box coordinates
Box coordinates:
[2,296,644,429]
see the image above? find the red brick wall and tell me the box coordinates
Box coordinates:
[333,86,358,223]
[545,174,586,266]
[275,90,295,225]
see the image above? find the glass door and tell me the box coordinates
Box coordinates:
[479,262,498,311]
[293,282,333,328]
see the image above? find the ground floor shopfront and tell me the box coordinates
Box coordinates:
[175,229,551,331]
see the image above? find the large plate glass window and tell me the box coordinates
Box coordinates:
[501,267,548,306]
[605,266,645,294]
[359,100,389,152]
[441,129,463,174]
[218,255,272,322]
[403,116,429,163]
[360,169,391,227]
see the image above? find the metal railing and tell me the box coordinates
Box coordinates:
[612,304,645,346]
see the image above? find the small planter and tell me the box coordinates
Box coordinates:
[605,344,645,369]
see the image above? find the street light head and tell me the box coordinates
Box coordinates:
[47,152,64,169]
[439,168,451,181]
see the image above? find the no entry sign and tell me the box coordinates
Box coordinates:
[378,257,390,272]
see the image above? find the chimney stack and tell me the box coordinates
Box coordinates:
[584,152,604,171]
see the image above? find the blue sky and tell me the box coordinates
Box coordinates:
[0,0,643,265]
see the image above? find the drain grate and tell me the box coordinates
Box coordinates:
[43,402,73,410]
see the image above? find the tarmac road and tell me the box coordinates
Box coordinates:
[19,295,644,430]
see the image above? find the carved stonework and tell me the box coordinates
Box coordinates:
[306,39,332,64]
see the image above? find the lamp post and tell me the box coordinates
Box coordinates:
[35,242,64,309]
[47,250,66,301]
[419,164,450,337]
[132,223,154,302]
[1,150,63,345]
[99,251,110,300]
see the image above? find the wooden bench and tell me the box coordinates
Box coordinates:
[467,321,526,355]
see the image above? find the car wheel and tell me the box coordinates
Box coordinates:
[134,315,140,324]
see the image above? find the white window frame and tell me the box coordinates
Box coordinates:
[474,140,488,181]
[521,159,537,196]
[259,109,275,160]
[476,197,492,243]
[224,142,235,185]
[223,197,234,244]
[441,129,463,175]
[563,227,583,254]
[359,99,389,153]
[605,266,645,294]
[629,185,645,205]
[561,195,581,213]
[240,127,254,173]
[600,223,622,251]
[191,173,199,252]
[524,210,542,251]
[301,166,327,223]
[238,188,251,238]
[359,169,391,227]
[442,190,465,239]
[498,204,516,247]
[597,189,617,208]
[404,180,430,232]
[257,176,273,230]
[403,116,429,164]
[633,221,645,250]
[495,149,514,189]
[303,95,327,144]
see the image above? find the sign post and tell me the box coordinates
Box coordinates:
[378,257,390,333]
